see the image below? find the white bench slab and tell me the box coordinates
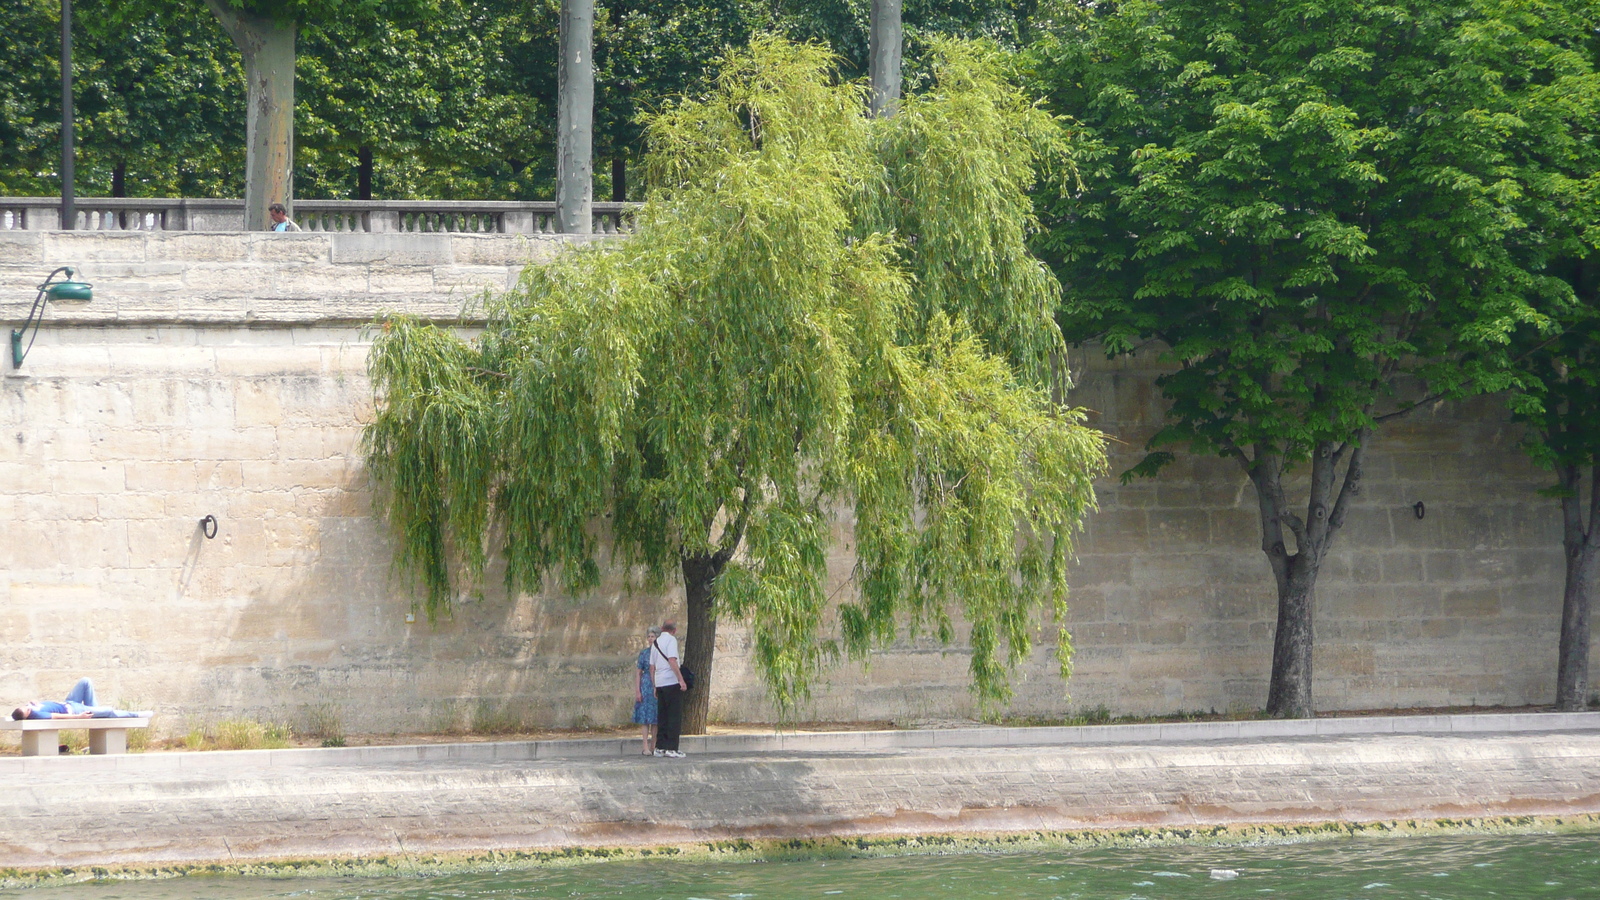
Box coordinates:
[1,718,150,756]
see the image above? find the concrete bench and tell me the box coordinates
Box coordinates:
[1,718,150,756]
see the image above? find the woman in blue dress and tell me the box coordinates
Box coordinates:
[632,625,661,755]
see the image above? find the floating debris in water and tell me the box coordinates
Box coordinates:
[1210,868,1240,880]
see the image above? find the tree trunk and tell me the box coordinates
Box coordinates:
[1555,463,1598,710]
[357,145,373,201]
[1265,561,1319,717]
[205,0,295,232]
[111,161,125,198]
[680,553,723,735]
[556,0,594,234]
[61,0,75,230]
[611,156,626,203]
[1247,435,1367,718]
[868,0,902,118]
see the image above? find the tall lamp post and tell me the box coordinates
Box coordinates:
[61,0,75,230]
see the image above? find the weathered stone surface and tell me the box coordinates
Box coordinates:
[40,232,147,263]
[248,233,332,263]
[144,233,252,262]
[330,233,454,266]
[0,231,44,262]
[0,726,1595,867]
[450,233,555,266]
[0,232,1595,736]
[0,233,552,325]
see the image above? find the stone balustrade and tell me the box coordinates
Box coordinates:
[0,197,636,235]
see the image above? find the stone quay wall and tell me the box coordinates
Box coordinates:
[0,230,1588,737]
[4,723,1599,867]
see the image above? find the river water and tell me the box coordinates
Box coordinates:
[8,833,1599,900]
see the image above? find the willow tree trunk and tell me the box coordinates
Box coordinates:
[1555,464,1598,711]
[205,0,294,232]
[680,554,722,735]
[1247,436,1367,719]
[868,0,902,117]
[556,0,594,234]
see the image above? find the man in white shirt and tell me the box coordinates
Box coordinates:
[651,621,687,758]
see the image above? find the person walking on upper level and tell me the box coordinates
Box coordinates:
[268,202,301,232]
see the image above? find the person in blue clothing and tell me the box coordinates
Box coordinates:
[10,678,149,720]
[268,203,301,232]
[632,626,661,755]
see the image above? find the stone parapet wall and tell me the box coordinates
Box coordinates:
[0,232,1590,738]
[0,230,593,326]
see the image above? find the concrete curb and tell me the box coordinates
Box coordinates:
[6,711,1598,774]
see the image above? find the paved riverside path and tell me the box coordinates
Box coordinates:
[2,714,1598,868]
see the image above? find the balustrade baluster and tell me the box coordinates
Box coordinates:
[0,197,630,232]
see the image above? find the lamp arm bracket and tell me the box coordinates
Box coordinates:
[12,267,79,370]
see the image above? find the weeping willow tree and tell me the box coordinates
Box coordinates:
[364,36,1107,733]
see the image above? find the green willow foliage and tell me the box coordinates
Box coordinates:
[364,37,1107,713]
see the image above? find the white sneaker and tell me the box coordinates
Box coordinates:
[653,749,665,757]
[665,750,686,758]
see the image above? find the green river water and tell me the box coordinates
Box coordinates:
[7,833,1599,900]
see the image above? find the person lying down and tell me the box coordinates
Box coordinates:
[11,678,151,720]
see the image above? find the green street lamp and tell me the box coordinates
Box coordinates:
[12,267,92,369]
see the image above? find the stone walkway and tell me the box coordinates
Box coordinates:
[3,713,1598,869]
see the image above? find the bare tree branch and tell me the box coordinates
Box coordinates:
[1374,392,1445,423]
[1327,428,1369,537]
[713,482,756,566]
[1589,463,1600,545]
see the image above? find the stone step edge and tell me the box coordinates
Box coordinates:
[6,710,1598,774]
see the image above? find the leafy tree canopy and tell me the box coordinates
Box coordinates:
[204,0,385,23]
[1496,0,1600,708]
[296,0,550,199]
[1031,0,1590,715]
[363,37,1106,717]
[0,0,244,197]
[0,0,1055,202]
[1037,0,1561,462]
[762,0,1047,78]
[0,0,66,196]
[592,0,761,184]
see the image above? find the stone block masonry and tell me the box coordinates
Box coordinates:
[1,724,1597,867]
[0,231,594,325]
[0,231,1593,737]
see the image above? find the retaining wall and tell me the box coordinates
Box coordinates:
[0,231,1588,736]
[3,722,1599,866]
